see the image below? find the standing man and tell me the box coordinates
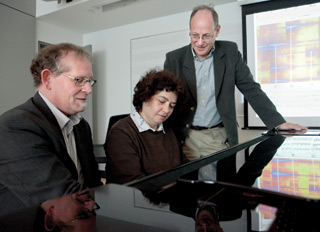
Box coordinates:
[164,5,306,181]
[0,43,102,216]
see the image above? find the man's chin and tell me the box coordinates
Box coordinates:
[196,50,209,57]
[79,102,87,109]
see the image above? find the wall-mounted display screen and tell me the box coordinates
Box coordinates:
[242,0,320,129]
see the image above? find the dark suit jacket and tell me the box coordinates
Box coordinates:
[164,41,286,146]
[0,92,102,216]
[0,205,46,232]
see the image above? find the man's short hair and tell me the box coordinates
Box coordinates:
[30,43,92,87]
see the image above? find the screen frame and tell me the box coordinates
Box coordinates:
[241,0,320,130]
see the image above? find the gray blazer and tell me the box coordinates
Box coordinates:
[0,92,102,216]
[164,41,285,146]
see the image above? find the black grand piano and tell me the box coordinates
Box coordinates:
[2,129,320,232]
[95,129,320,232]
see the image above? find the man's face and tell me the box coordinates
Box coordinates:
[190,9,220,60]
[195,209,223,232]
[49,52,93,116]
[51,190,97,232]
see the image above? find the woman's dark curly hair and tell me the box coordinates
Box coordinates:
[133,69,185,112]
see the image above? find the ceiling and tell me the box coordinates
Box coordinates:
[37,0,237,34]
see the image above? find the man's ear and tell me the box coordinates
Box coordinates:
[44,206,56,231]
[41,69,54,90]
[215,25,221,38]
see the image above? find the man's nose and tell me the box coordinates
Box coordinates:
[82,82,92,94]
[200,222,208,232]
[197,37,205,45]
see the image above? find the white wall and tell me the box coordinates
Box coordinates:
[0,1,36,115]
[36,20,83,46]
[1,0,35,15]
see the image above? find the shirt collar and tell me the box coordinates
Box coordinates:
[38,91,82,130]
[191,45,215,61]
[130,111,165,134]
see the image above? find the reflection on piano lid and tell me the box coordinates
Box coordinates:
[0,190,97,232]
[124,131,320,231]
[3,131,320,232]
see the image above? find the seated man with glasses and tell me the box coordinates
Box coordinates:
[0,190,100,232]
[0,43,102,217]
[195,202,223,232]
[42,189,100,232]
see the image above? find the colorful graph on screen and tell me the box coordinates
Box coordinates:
[252,3,320,118]
[259,136,320,199]
[256,18,320,85]
[255,136,320,230]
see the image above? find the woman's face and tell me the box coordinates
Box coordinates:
[140,90,177,130]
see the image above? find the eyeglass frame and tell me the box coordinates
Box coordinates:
[66,191,101,224]
[189,32,215,42]
[189,25,219,42]
[63,74,97,87]
[194,201,220,232]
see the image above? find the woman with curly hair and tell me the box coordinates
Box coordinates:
[104,69,188,184]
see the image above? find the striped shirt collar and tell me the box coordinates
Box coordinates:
[191,45,215,61]
[130,111,165,134]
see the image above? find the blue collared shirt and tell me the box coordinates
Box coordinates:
[191,47,221,127]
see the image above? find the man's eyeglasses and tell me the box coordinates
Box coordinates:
[189,33,214,42]
[64,75,97,87]
[67,191,101,223]
[67,202,100,223]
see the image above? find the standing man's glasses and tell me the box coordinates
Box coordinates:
[189,33,214,42]
[64,75,97,87]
